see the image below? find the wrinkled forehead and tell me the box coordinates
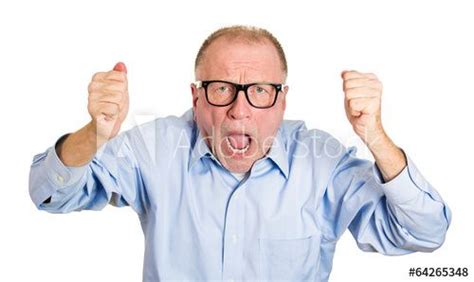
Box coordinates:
[196,37,285,82]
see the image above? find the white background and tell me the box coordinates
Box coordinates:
[1,0,472,281]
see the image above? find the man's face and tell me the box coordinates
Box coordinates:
[192,37,287,173]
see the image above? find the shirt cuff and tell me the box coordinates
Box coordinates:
[45,136,89,188]
[372,152,424,204]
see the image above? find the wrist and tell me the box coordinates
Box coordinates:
[359,125,387,150]
[86,121,108,148]
[365,130,390,153]
[367,133,407,182]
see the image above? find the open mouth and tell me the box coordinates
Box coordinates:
[225,134,251,154]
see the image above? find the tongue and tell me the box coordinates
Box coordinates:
[228,134,250,149]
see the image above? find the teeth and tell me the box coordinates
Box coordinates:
[225,137,250,154]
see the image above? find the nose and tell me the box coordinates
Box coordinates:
[227,90,252,120]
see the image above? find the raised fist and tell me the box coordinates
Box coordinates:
[87,62,129,141]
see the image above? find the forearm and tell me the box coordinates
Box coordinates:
[57,122,107,166]
[333,143,449,254]
[367,132,406,182]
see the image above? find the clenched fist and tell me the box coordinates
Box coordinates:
[87,62,129,142]
[342,70,385,145]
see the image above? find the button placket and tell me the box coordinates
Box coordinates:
[222,184,246,280]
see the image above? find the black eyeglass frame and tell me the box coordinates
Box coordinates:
[195,80,286,109]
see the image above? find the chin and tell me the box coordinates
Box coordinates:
[224,161,252,173]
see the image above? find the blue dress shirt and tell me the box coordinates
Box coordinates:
[29,109,451,281]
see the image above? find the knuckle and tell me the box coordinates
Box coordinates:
[349,99,357,108]
[88,91,97,101]
[343,71,354,79]
[343,80,353,89]
[367,73,378,79]
[92,72,104,81]
[345,88,354,95]
[87,103,98,116]
[370,78,381,85]
[343,81,348,90]
[88,81,100,93]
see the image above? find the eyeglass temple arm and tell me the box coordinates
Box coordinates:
[194,81,203,88]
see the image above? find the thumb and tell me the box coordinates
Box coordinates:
[113,62,127,74]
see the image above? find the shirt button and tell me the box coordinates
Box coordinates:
[231,234,238,244]
[56,174,64,184]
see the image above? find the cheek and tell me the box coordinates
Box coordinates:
[195,104,225,136]
[195,110,212,134]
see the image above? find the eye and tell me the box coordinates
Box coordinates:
[255,86,268,94]
[254,85,272,95]
[217,86,229,93]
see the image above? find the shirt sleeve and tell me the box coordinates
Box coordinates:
[28,132,146,215]
[321,146,451,255]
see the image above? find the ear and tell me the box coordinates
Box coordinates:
[191,83,199,109]
[281,85,289,111]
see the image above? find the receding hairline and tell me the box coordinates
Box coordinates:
[194,25,288,77]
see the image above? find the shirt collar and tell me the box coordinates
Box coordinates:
[189,125,215,171]
[188,122,289,179]
[264,128,289,179]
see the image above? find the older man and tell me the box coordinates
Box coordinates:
[29,26,451,281]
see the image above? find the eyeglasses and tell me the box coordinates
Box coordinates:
[195,80,286,109]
